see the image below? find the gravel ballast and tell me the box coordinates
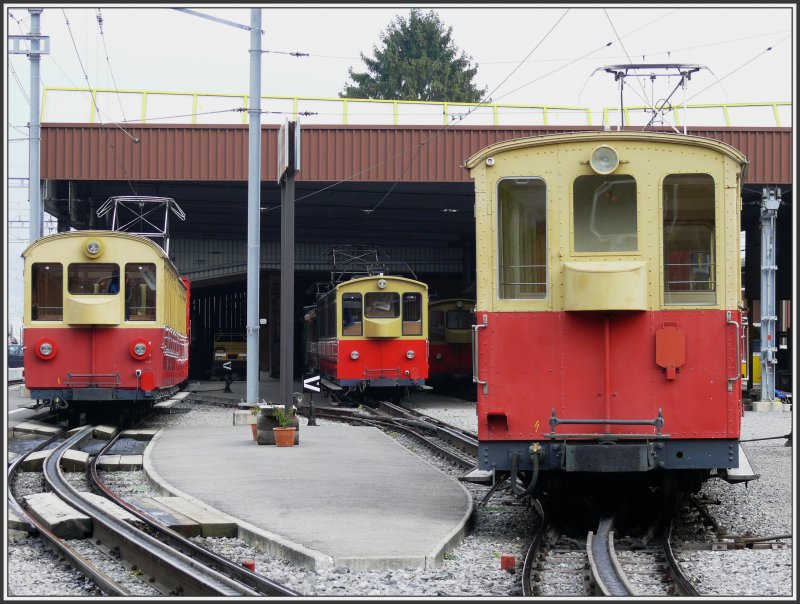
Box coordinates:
[7,401,793,598]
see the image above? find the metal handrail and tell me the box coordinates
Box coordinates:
[41,87,792,127]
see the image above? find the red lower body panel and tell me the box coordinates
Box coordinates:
[475,310,741,442]
[24,327,188,398]
[317,338,428,386]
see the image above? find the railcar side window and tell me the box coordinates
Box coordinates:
[342,293,362,336]
[402,293,423,335]
[573,175,638,252]
[68,263,120,295]
[125,263,157,321]
[365,292,399,318]
[663,174,716,305]
[498,178,547,299]
[31,263,63,320]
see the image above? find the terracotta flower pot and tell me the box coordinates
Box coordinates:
[273,427,296,447]
[251,423,259,440]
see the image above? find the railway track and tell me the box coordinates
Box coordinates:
[522,513,700,597]
[9,418,299,597]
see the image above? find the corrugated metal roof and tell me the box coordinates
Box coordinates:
[41,124,792,184]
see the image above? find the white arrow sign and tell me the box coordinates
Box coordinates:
[303,375,320,392]
[223,361,232,370]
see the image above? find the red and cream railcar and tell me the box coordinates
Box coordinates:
[22,231,190,421]
[465,131,753,495]
[428,298,475,384]
[306,275,428,403]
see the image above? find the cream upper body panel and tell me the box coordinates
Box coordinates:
[466,132,747,313]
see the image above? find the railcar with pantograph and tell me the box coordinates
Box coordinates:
[22,230,190,426]
[305,274,428,405]
[464,131,756,508]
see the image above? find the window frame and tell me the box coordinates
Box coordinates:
[496,176,549,300]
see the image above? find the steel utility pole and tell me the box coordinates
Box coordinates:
[246,8,262,406]
[9,9,50,241]
[757,187,781,410]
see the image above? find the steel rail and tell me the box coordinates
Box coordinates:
[9,430,130,596]
[89,433,301,597]
[307,405,477,469]
[43,426,261,597]
[521,511,554,596]
[663,520,701,597]
[587,518,634,597]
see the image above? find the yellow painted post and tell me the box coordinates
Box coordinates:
[543,107,549,126]
[141,92,148,123]
[586,108,592,126]
[393,101,398,125]
[343,99,348,125]
[41,88,48,122]
[293,96,298,121]
[772,103,780,127]
[192,94,198,125]
[443,102,449,126]
[723,105,731,127]
[493,105,499,126]
[89,89,97,123]
[243,95,248,125]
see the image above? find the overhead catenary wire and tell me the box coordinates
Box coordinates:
[299,9,572,212]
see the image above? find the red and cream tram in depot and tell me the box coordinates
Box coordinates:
[305,274,429,404]
[22,230,190,425]
[465,131,755,500]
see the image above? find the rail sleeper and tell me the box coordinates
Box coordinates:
[151,496,238,538]
[23,492,92,539]
[126,495,201,537]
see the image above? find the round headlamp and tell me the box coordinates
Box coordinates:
[589,145,620,175]
[406,350,415,359]
[83,238,103,258]
[350,350,360,360]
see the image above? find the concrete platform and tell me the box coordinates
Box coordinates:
[143,421,472,571]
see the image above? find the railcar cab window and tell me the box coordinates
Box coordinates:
[430,310,446,342]
[342,293,363,336]
[662,174,716,305]
[498,178,547,299]
[365,292,399,318]
[31,263,63,320]
[447,309,473,330]
[573,175,637,252]
[402,293,422,335]
[125,263,157,321]
[68,263,120,295]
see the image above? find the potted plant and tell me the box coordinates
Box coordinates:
[249,403,261,440]
[272,406,296,447]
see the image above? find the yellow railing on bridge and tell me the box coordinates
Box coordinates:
[41,87,791,128]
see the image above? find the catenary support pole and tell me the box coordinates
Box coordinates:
[28,8,43,242]
[246,7,262,406]
[280,123,296,415]
[757,186,780,409]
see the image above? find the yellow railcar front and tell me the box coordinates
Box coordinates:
[22,231,189,420]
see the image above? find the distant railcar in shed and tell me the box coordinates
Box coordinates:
[428,298,475,387]
[22,230,190,426]
[305,274,429,405]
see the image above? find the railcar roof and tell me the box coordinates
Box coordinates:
[21,230,170,260]
[463,130,749,171]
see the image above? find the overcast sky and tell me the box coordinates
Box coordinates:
[3,3,797,337]
[5,4,795,128]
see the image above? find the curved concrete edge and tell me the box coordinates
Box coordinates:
[375,428,476,569]
[142,428,334,572]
